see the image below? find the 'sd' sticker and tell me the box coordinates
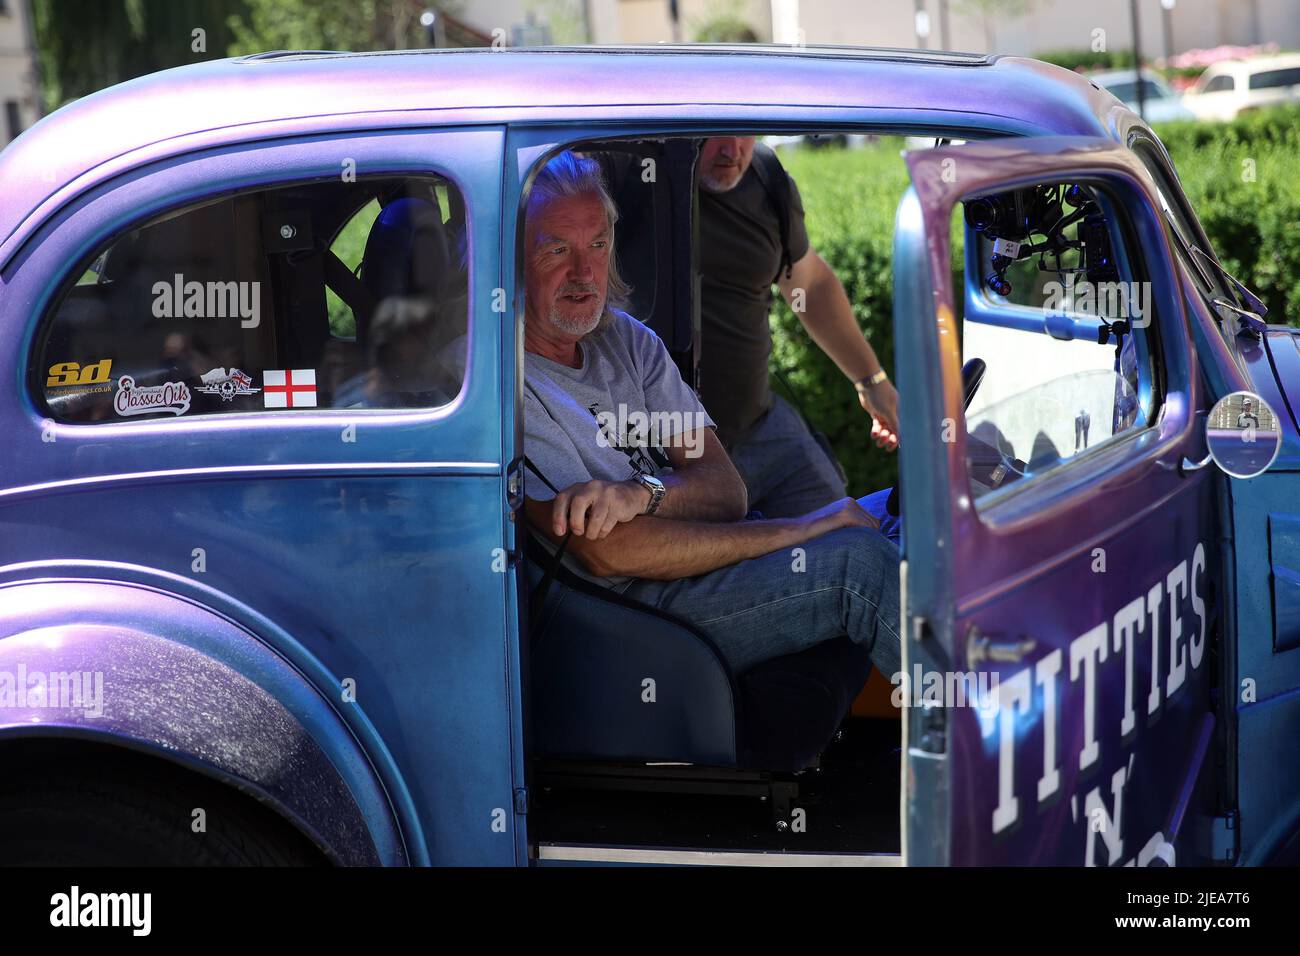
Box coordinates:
[47,359,113,392]
[263,369,317,409]
[196,367,261,402]
[113,376,191,417]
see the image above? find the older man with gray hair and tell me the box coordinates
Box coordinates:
[521,150,900,677]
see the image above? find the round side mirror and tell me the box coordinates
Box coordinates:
[1206,390,1281,479]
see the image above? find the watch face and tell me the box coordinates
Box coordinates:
[637,472,665,513]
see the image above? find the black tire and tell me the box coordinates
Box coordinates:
[0,740,328,866]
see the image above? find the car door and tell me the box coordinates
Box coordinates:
[893,138,1220,865]
[2,125,524,866]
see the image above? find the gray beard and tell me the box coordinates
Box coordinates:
[549,303,603,336]
[700,170,742,193]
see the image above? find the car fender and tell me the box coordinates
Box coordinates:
[0,575,407,866]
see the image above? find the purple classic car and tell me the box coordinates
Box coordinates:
[0,44,1295,867]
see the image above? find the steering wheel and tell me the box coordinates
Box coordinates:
[995,447,1031,480]
[884,358,987,517]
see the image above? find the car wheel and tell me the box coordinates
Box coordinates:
[0,741,327,866]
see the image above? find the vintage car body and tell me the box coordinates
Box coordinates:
[0,45,1295,866]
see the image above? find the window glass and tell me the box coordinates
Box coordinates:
[958,181,1154,505]
[1105,79,1170,102]
[1202,75,1234,93]
[1249,67,1300,90]
[37,175,468,422]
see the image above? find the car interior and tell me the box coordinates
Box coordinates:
[520,133,902,857]
[520,132,1155,858]
[37,173,470,422]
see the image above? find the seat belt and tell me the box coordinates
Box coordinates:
[522,455,572,631]
[321,248,378,339]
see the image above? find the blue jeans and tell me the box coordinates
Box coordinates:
[858,487,902,549]
[730,394,847,519]
[730,394,902,548]
[622,511,902,677]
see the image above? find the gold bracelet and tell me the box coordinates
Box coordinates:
[854,370,888,391]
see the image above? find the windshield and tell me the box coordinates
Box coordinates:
[1103,79,1171,102]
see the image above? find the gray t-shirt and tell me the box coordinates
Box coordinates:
[525,310,715,589]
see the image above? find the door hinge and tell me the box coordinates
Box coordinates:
[1195,810,1238,863]
[513,787,529,815]
[914,700,947,754]
[506,459,525,512]
[910,617,950,754]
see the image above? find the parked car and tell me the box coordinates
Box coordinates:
[1089,68,1195,123]
[1183,52,1300,121]
[0,45,1295,867]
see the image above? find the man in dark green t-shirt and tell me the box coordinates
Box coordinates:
[697,136,899,518]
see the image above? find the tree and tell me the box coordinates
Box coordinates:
[523,0,588,45]
[226,0,469,55]
[692,0,760,43]
[32,0,246,109]
[954,0,1033,53]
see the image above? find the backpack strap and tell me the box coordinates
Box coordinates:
[747,143,796,285]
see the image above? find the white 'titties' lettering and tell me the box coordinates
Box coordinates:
[991,669,1032,834]
[1035,650,1062,802]
[983,543,1208,851]
[1113,596,1144,738]
[1189,542,1207,669]
[1165,562,1189,699]
[1070,623,1108,771]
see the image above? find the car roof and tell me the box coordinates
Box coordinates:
[1207,52,1300,76]
[0,45,1121,262]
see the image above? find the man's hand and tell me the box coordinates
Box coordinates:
[550,479,648,540]
[858,379,900,452]
[805,496,880,536]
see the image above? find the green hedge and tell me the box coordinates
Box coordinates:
[1154,105,1300,344]
[771,141,909,497]
[772,108,1300,497]
[1033,48,1137,73]
[1029,48,1202,83]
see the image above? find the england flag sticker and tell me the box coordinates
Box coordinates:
[263,369,317,408]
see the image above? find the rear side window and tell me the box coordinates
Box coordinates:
[36,174,468,422]
[1249,67,1300,90]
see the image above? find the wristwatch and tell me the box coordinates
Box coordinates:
[632,472,666,515]
[854,369,889,392]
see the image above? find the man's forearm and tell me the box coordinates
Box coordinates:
[649,427,748,522]
[798,278,881,382]
[655,461,748,522]
[573,512,814,580]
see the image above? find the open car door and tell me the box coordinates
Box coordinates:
[893,138,1221,866]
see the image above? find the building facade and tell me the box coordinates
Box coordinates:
[463,0,1300,54]
[0,0,39,144]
